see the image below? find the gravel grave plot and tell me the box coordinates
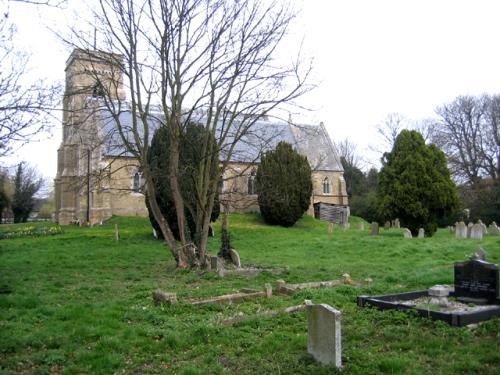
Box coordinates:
[397,296,500,313]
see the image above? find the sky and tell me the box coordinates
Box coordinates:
[4,0,500,180]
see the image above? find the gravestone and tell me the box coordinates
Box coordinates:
[455,222,467,239]
[394,218,400,229]
[210,256,222,271]
[428,285,450,307]
[384,221,391,230]
[403,228,412,239]
[488,223,499,236]
[358,223,365,231]
[467,222,473,238]
[480,223,488,235]
[229,249,241,268]
[470,224,483,240]
[418,228,425,238]
[454,258,500,303]
[370,222,379,236]
[307,303,342,368]
[342,223,350,231]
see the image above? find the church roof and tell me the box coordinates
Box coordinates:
[96,107,343,172]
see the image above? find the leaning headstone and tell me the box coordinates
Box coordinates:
[403,228,412,239]
[307,303,342,368]
[394,218,400,229]
[370,222,379,236]
[358,223,365,231]
[418,228,425,238]
[454,258,499,303]
[488,223,500,236]
[229,249,241,268]
[455,221,467,239]
[470,224,483,240]
[384,221,391,230]
[467,222,474,238]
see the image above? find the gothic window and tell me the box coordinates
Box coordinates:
[323,177,330,194]
[133,171,144,193]
[248,169,257,195]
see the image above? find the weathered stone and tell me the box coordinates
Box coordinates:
[342,223,350,231]
[488,223,499,236]
[307,304,342,368]
[384,221,391,230]
[370,222,379,236]
[471,248,487,261]
[152,289,177,305]
[455,221,467,239]
[210,256,221,271]
[418,228,425,238]
[480,223,488,235]
[394,218,400,228]
[328,222,334,235]
[357,223,365,231]
[229,249,241,268]
[403,228,412,239]
[470,224,483,240]
[264,283,273,298]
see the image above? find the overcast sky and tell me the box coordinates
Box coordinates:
[5,0,500,179]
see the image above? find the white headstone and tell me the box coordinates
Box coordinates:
[467,222,474,238]
[418,228,425,238]
[403,228,412,239]
[307,304,342,368]
[470,224,483,240]
[358,223,365,231]
[455,222,467,239]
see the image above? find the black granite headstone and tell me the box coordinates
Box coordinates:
[454,259,499,302]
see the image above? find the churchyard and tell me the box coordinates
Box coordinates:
[1,214,499,374]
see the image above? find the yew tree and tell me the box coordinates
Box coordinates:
[256,142,312,227]
[378,130,458,236]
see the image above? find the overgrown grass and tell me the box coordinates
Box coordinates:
[0,214,499,374]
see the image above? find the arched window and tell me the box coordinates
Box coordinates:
[133,171,143,193]
[323,177,330,194]
[248,169,257,195]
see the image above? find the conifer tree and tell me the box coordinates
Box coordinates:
[378,130,458,236]
[256,142,312,227]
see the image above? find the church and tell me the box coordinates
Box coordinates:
[54,49,349,225]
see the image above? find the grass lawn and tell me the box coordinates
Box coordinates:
[1,214,499,374]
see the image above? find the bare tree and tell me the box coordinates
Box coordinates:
[336,138,363,170]
[0,4,61,156]
[67,0,312,268]
[433,95,498,184]
[375,113,407,152]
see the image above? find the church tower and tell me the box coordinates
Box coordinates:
[54,49,124,225]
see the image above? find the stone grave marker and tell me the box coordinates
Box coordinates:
[210,256,222,271]
[394,218,400,228]
[370,222,379,236]
[470,224,483,240]
[488,222,499,236]
[384,221,391,230]
[454,258,500,303]
[428,285,450,307]
[328,222,334,235]
[229,249,241,268]
[472,248,487,261]
[480,223,488,235]
[342,223,350,231]
[307,303,342,368]
[403,228,412,239]
[418,228,425,238]
[358,223,365,231]
[455,222,467,239]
